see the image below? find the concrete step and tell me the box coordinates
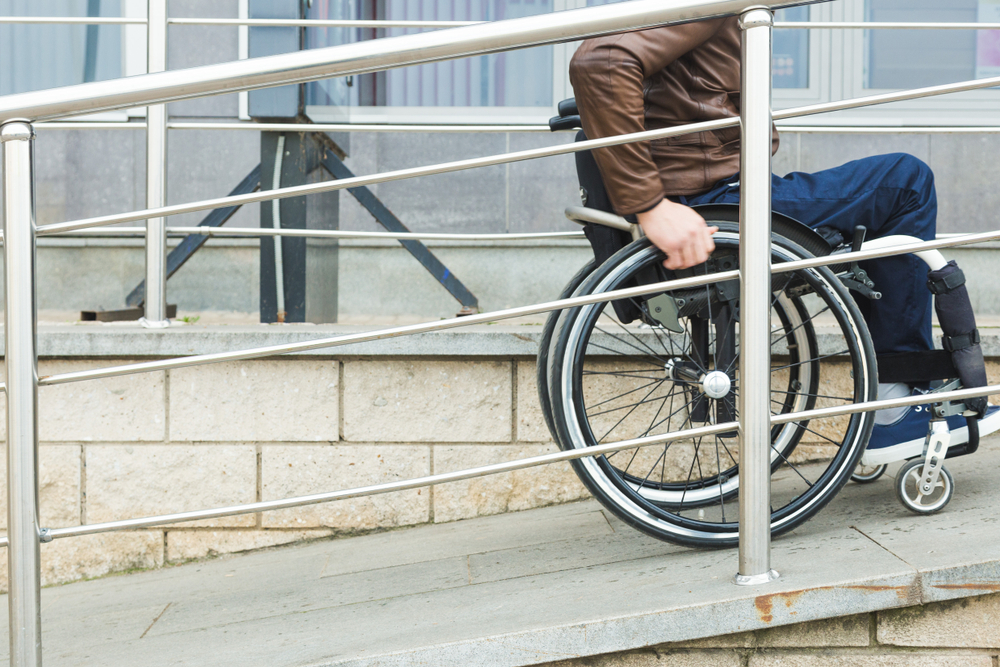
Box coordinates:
[4,436,1000,666]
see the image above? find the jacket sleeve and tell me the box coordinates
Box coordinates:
[569,20,725,215]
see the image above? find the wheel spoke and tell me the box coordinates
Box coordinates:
[586,341,664,367]
[771,350,849,373]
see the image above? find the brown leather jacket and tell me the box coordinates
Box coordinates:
[569,17,778,215]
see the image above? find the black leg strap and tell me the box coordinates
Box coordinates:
[877,350,957,384]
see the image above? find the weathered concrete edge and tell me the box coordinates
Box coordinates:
[18,325,1000,358]
[314,569,922,667]
[920,559,1000,603]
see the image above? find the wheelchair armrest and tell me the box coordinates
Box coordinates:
[558,98,578,117]
[549,115,581,132]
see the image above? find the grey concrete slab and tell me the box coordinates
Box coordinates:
[369,132,508,233]
[167,0,241,118]
[9,320,1000,359]
[166,129,260,229]
[772,132,799,177]
[0,520,917,667]
[507,133,581,234]
[2,368,1000,666]
[930,133,1000,235]
[33,128,144,227]
[797,133,931,176]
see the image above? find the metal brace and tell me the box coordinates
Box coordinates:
[838,226,882,300]
[39,528,53,544]
[918,420,951,499]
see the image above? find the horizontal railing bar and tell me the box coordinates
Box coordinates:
[0,0,815,123]
[8,380,999,546]
[0,227,587,241]
[36,117,739,234]
[37,72,1000,236]
[165,227,585,240]
[173,121,1000,134]
[0,227,985,392]
[772,74,1000,119]
[778,126,1000,133]
[33,120,1000,135]
[34,122,147,130]
[0,226,980,244]
[168,121,558,132]
[772,384,1000,425]
[774,21,1000,29]
[774,228,1000,271]
[0,16,147,25]
[0,226,992,392]
[39,421,737,540]
[28,269,739,388]
[168,18,481,28]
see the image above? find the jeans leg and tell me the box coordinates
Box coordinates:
[686,153,936,355]
[768,154,936,355]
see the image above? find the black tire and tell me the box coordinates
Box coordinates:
[548,221,877,548]
[895,459,954,514]
[537,260,597,445]
[851,463,887,484]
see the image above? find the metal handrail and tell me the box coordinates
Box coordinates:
[0,228,985,394]
[9,5,1000,663]
[775,21,1000,29]
[0,0,810,123]
[0,17,147,25]
[23,70,998,237]
[170,18,481,28]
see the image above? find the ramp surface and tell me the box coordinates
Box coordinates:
[4,438,1000,666]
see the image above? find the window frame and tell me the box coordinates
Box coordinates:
[795,0,1000,127]
[279,0,1000,126]
[0,0,145,121]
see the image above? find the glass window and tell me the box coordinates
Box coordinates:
[0,0,122,96]
[306,0,554,108]
[865,0,1000,89]
[774,6,809,89]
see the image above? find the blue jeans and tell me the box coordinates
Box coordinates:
[676,153,937,355]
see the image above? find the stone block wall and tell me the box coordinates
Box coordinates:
[0,355,589,591]
[541,593,1000,666]
[0,348,995,591]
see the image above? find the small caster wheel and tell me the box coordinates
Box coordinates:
[851,463,887,484]
[895,458,954,515]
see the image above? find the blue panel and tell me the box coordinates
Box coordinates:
[248,0,301,118]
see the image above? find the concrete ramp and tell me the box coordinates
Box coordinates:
[4,438,1000,666]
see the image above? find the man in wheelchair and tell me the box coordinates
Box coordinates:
[561,16,1000,509]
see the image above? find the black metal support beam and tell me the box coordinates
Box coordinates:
[318,149,479,311]
[126,165,262,308]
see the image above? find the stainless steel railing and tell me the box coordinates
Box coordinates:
[6,3,1000,666]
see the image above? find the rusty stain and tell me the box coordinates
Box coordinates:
[754,589,807,623]
[754,584,915,624]
[932,583,1000,591]
[754,596,773,623]
[845,585,915,601]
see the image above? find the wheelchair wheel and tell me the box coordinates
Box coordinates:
[851,463,887,484]
[548,222,877,548]
[895,459,953,514]
[537,260,597,444]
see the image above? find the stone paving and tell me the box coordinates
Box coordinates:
[2,435,1000,666]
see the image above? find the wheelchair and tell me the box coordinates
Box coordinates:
[538,100,990,548]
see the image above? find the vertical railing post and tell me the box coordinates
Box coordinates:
[735,7,779,586]
[142,0,169,328]
[2,120,43,667]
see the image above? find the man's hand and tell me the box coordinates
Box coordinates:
[636,199,718,270]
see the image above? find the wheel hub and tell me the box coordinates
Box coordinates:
[702,370,732,399]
